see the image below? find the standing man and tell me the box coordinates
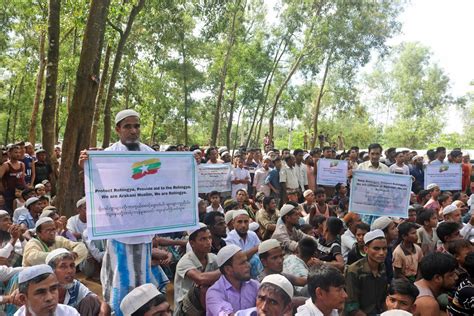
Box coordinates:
[293,149,309,197]
[79,109,169,316]
[34,149,53,185]
[410,155,425,194]
[280,155,300,204]
[253,156,271,197]
[0,144,26,212]
[430,147,446,165]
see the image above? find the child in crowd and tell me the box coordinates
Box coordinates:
[34,183,46,197]
[393,221,423,282]
[385,279,419,313]
[347,222,370,265]
[206,191,223,213]
[12,185,25,210]
[447,239,474,286]
[416,209,438,255]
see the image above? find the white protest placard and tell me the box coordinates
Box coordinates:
[316,159,348,186]
[84,151,199,240]
[349,171,412,218]
[197,163,231,193]
[424,163,462,191]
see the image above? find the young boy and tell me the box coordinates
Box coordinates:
[416,209,438,256]
[347,222,370,265]
[393,221,423,282]
[447,239,474,286]
[385,279,419,313]
[206,191,224,214]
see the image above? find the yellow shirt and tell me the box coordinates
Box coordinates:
[22,236,88,267]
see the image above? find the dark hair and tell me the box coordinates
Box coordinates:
[282,148,290,153]
[38,196,49,202]
[293,149,304,156]
[208,191,220,199]
[447,239,472,256]
[452,192,462,202]
[436,221,460,243]
[131,293,167,316]
[335,183,345,193]
[258,282,291,306]
[326,217,344,237]
[204,211,224,227]
[284,155,294,163]
[298,237,318,259]
[21,188,35,200]
[417,209,435,226]
[436,147,446,153]
[388,279,419,302]
[464,252,474,276]
[312,215,327,229]
[263,196,274,210]
[314,187,326,196]
[398,222,418,240]
[419,252,457,281]
[350,146,359,152]
[189,227,209,241]
[427,149,436,160]
[308,265,345,303]
[368,143,383,153]
[322,146,332,152]
[15,184,25,191]
[355,222,370,232]
[310,148,321,155]
[438,194,451,204]
[19,273,53,294]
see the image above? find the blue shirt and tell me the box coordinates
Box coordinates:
[409,165,424,192]
[225,230,262,278]
[265,169,281,191]
[18,212,35,229]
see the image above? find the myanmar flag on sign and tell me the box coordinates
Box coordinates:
[131,158,161,180]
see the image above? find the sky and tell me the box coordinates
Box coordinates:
[386,0,474,133]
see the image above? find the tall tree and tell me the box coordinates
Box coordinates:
[29,33,46,146]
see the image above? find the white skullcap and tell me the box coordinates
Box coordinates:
[279,204,296,217]
[193,149,201,155]
[225,211,235,225]
[34,184,45,190]
[120,284,161,316]
[39,209,56,218]
[25,142,32,147]
[18,264,53,284]
[261,274,294,299]
[249,222,259,232]
[427,183,439,190]
[221,151,230,157]
[25,197,40,208]
[258,239,280,254]
[370,216,393,231]
[188,222,207,237]
[364,229,385,245]
[115,109,139,125]
[303,190,313,198]
[76,197,86,208]
[216,244,241,267]
[303,153,311,161]
[380,310,412,316]
[232,210,249,220]
[442,204,458,216]
[262,155,271,161]
[35,217,54,229]
[0,210,9,217]
[45,248,71,265]
[41,180,50,185]
[412,155,422,161]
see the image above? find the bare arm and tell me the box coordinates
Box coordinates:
[185,269,221,287]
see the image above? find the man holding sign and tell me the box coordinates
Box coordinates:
[79,109,168,316]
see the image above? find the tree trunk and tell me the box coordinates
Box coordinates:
[12,76,25,142]
[54,82,65,143]
[41,0,60,156]
[4,84,17,145]
[179,31,190,145]
[225,82,238,149]
[150,112,157,144]
[102,0,145,148]
[29,33,46,146]
[232,105,245,159]
[310,51,332,148]
[90,44,111,147]
[210,0,241,146]
[56,0,110,217]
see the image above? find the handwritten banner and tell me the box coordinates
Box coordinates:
[84,151,199,240]
[349,171,412,218]
[316,159,348,186]
[424,163,462,191]
[197,163,231,193]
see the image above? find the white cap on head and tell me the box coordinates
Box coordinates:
[35,217,54,230]
[25,197,40,208]
[380,310,412,316]
[39,209,56,218]
[370,216,393,231]
[261,274,294,299]
[0,210,9,217]
[232,210,249,220]
[115,109,139,125]
[427,183,439,190]
[303,153,311,161]
[279,204,296,217]
[303,190,313,198]
[35,184,45,190]
[76,197,86,208]
[225,211,235,225]
[262,155,271,161]
[18,264,53,284]
[249,222,259,232]
[187,222,207,237]
[258,239,280,254]
[193,149,201,155]
[364,229,385,245]
[216,244,241,267]
[442,204,458,216]
[45,248,71,265]
[120,284,161,316]
[221,151,229,157]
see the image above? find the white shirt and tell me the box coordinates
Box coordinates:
[341,229,356,262]
[104,141,155,244]
[206,205,225,214]
[357,161,390,173]
[231,167,250,198]
[67,215,87,238]
[296,298,339,316]
[253,167,271,196]
[389,163,410,175]
[295,162,308,191]
[14,304,80,316]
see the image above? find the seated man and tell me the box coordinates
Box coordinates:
[174,223,220,315]
[236,274,294,316]
[414,253,458,316]
[18,197,42,230]
[255,197,279,240]
[22,217,88,267]
[386,279,419,313]
[120,284,171,316]
[12,188,35,224]
[345,229,388,316]
[81,228,105,279]
[66,197,87,241]
[436,221,462,253]
[46,248,110,315]
[283,237,319,293]
[206,245,259,315]
[204,211,227,255]
[16,264,79,315]
[296,265,347,315]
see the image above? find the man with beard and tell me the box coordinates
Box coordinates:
[414,253,458,316]
[46,248,110,315]
[15,264,79,316]
[410,155,425,194]
[23,217,87,267]
[204,212,227,255]
[206,245,259,315]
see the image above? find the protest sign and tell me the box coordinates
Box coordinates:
[349,171,412,218]
[316,159,348,186]
[197,163,231,193]
[424,163,462,191]
[84,151,199,240]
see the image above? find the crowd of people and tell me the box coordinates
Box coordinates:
[1,108,474,316]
